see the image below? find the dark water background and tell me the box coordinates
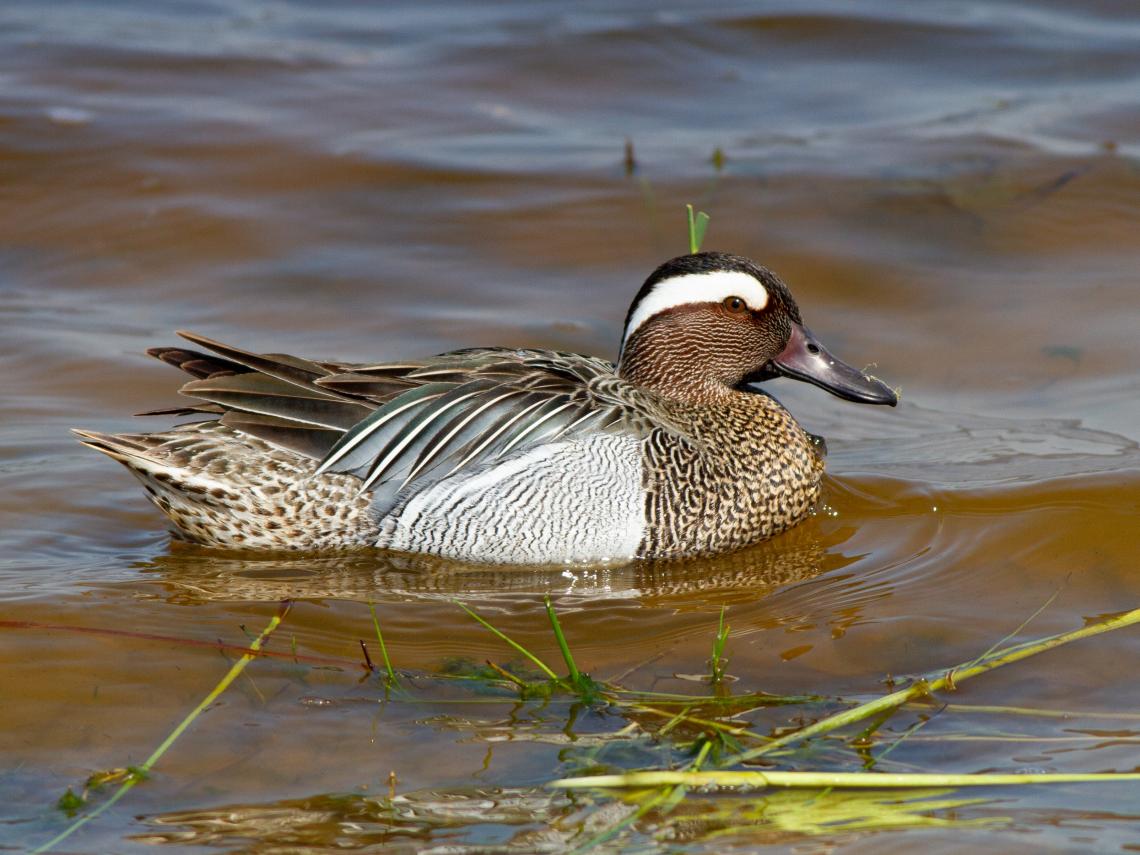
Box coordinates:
[2,2,1138,851]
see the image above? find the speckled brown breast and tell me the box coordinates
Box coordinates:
[637,391,824,559]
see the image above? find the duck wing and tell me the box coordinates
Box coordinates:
[149,334,648,503]
[312,349,648,508]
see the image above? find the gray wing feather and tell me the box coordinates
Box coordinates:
[176,330,333,388]
[322,369,644,505]
[180,372,373,430]
[219,411,344,460]
[399,389,529,485]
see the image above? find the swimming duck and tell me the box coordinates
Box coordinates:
[75,252,896,563]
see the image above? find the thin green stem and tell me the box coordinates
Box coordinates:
[869,713,935,769]
[961,588,1061,672]
[484,659,531,690]
[33,602,291,854]
[634,704,759,739]
[544,595,580,685]
[710,605,729,685]
[453,600,560,683]
[569,731,717,853]
[906,701,1140,721]
[368,602,397,685]
[685,204,710,254]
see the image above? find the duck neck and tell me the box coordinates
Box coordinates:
[617,333,738,405]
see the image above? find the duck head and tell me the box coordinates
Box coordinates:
[617,252,897,406]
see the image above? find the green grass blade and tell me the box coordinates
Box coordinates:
[544,595,580,685]
[710,605,729,685]
[453,599,560,682]
[685,204,711,253]
[368,602,397,685]
[907,701,1140,721]
[32,601,292,854]
[961,588,1061,671]
[693,210,710,252]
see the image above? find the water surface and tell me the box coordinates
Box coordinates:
[2,2,1139,851]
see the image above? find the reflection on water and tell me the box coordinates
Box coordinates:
[136,785,1022,851]
[3,0,1140,851]
[137,787,578,851]
[135,518,843,606]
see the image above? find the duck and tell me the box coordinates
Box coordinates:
[75,251,897,564]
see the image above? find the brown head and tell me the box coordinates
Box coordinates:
[617,252,897,406]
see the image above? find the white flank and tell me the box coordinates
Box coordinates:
[620,270,769,358]
[379,434,645,564]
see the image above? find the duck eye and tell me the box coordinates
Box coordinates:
[723,296,747,313]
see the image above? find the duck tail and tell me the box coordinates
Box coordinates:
[72,428,158,465]
[72,428,237,545]
[72,426,378,550]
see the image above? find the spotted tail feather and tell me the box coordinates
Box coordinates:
[72,425,378,550]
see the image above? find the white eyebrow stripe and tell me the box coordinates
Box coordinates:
[620,270,769,358]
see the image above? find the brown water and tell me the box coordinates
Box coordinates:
[2,2,1139,852]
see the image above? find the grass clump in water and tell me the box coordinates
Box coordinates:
[34,585,1140,853]
[546,604,1140,850]
[432,598,1140,848]
[709,605,730,686]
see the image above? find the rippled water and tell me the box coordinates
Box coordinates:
[2,2,1139,852]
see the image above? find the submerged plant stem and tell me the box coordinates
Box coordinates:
[569,734,716,853]
[710,605,729,685]
[633,704,758,739]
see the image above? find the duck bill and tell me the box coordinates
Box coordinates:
[770,323,897,406]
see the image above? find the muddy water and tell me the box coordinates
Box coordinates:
[2,2,1139,852]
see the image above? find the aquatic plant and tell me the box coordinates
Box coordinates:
[27,598,1140,853]
[686,204,710,254]
[33,602,292,854]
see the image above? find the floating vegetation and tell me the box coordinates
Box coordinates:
[552,768,1140,792]
[30,600,1140,853]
